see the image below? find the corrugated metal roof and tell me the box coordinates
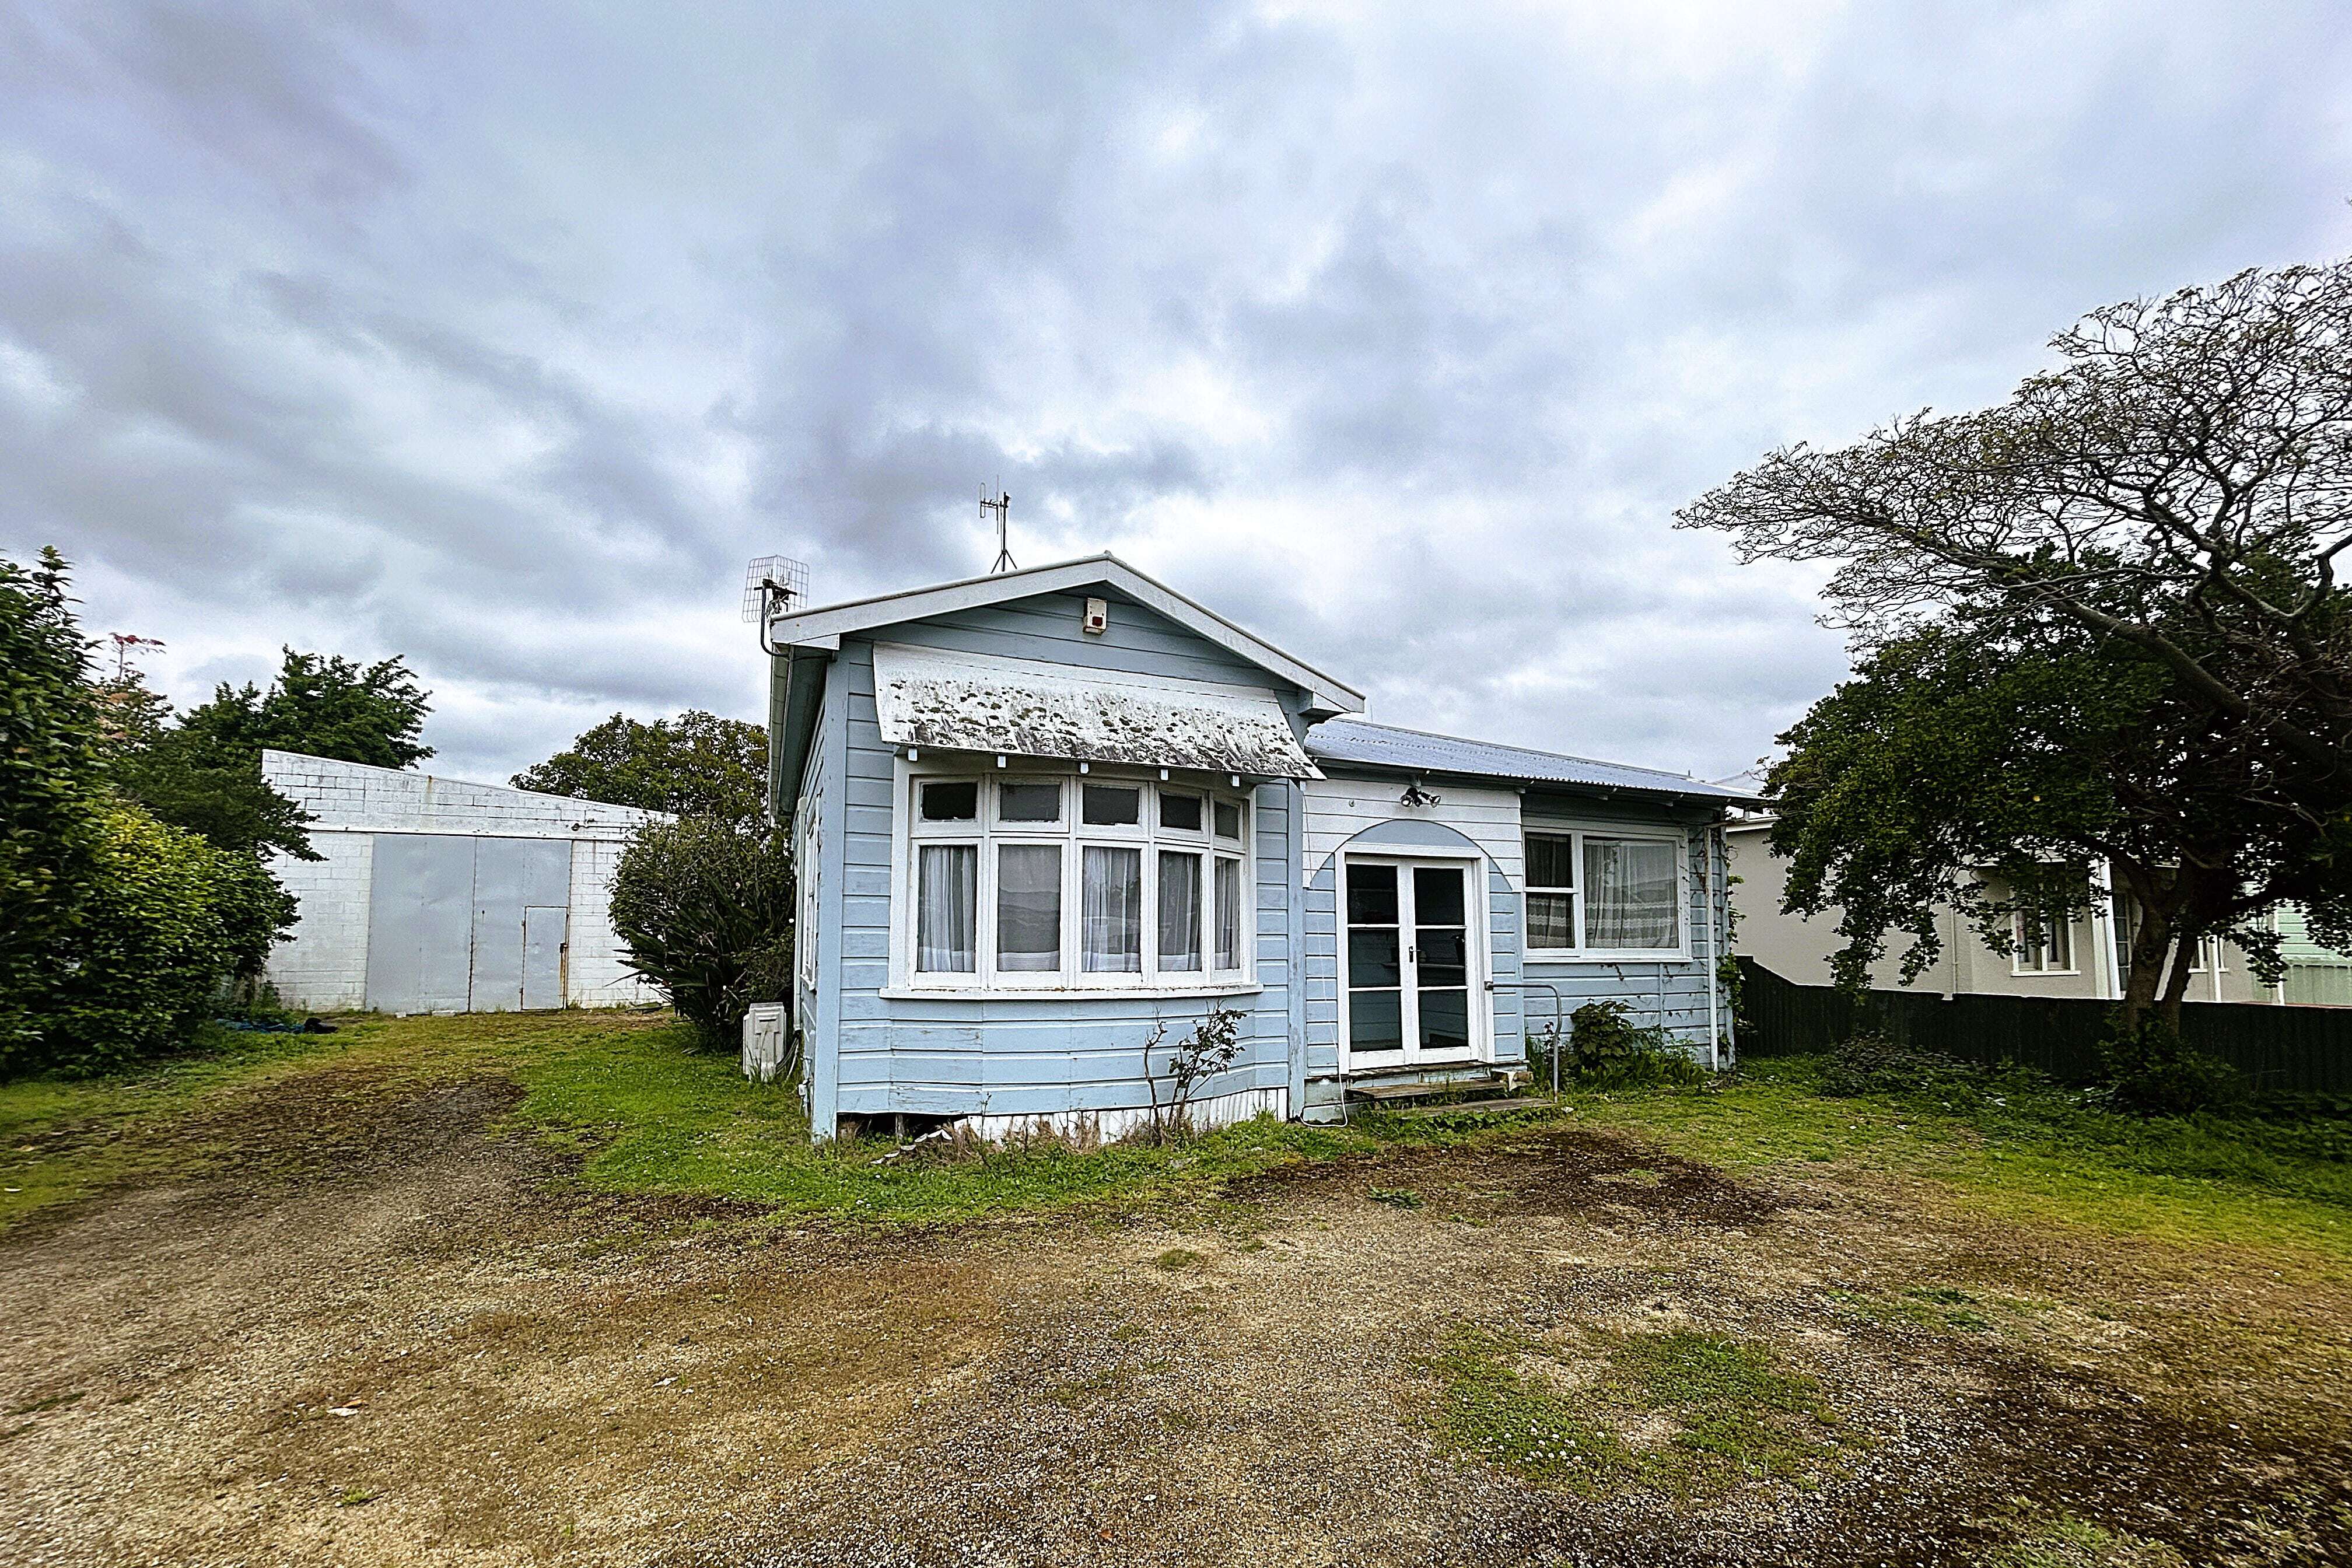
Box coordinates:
[1303,718,1763,804]
[872,642,1322,778]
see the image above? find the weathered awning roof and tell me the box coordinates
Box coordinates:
[871,643,1321,778]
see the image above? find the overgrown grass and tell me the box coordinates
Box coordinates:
[508,1020,1404,1225]
[1568,1055,2352,1265]
[1420,1324,1845,1496]
[10,1009,2352,1261]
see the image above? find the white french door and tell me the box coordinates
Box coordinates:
[1340,855,1485,1070]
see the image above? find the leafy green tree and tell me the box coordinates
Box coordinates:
[0,549,107,1065]
[108,645,432,862]
[176,649,433,771]
[607,817,793,1049]
[0,550,301,1077]
[514,710,768,824]
[1685,257,2352,1028]
[1762,606,2339,1031]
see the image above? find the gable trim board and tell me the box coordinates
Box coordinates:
[768,554,1366,713]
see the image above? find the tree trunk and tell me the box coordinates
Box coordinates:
[2158,928,2200,1034]
[2118,898,2172,1035]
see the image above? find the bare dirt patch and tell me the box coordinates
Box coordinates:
[4,1080,2347,1566]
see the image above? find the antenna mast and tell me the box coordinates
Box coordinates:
[983,490,1014,573]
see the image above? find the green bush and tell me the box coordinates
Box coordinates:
[1555,1000,1708,1090]
[608,816,794,1050]
[0,550,108,1069]
[40,806,278,1076]
[1818,1032,1992,1098]
[2093,1021,2246,1116]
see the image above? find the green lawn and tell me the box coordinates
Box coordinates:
[6,1010,2351,1263]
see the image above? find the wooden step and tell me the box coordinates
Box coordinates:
[1345,1073,1507,1104]
[1391,1097,1547,1120]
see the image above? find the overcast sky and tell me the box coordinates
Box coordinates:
[4,2,2348,786]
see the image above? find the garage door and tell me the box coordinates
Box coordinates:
[365,835,574,1013]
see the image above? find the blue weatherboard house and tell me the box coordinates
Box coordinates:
[762,555,1755,1141]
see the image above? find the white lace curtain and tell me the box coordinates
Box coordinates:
[1082,846,1142,972]
[916,845,977,972]
[1158,851,1202,972]
[1583,838,1676,949]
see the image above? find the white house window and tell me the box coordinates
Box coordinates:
[995,844,1061,971]
[916,844,978,972]
[1082,845,1143,972]
[1214,856,1242,969]
[2014,906,2076,974]
[1525,833,1577,951]
[1522,830,1685,956]
[904,769,1254,992]
[1083,783,1142,827]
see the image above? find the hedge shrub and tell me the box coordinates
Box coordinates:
[32,806,288,1076]
[609,816,794,1050]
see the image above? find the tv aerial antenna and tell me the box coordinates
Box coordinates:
[743,555,811,657]
[982,488,1014,573]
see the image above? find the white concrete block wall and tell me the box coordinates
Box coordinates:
[264,831,374,1011]
[259,750,668,1013]
[566,834,659,1006]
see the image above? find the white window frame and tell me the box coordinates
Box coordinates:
[795,784,822,990]
[887,758,1259,999]
[1518,827,1690,962]
[2012,905,2078,975]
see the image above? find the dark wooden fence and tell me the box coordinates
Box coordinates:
[1736,957,2352,1096]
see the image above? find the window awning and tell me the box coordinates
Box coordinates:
[870,642,1322,779]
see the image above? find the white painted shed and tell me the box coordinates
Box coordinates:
[258,750,667,1014]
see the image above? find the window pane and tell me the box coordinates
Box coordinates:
[1082,784,1141,827]
[1347,862,1398,925]
[1160,792,1203,832]
[1417,929,1468,988]
[1214,800,1242,841]
[1526,833,1576,891]
[1527,892,1575,950]
[999,780,1062,823]
[1158,851,1202,972]
[915,844,977,972]
[1583,838,1678,950]
[919,779,978,822]
[1419,989,1470,1052]
[1081,846,1143,971]
[1348,989,1402,1053]
[1413,866,1466,927]
[2050,915,2073,970]
[1348,929,1401,987]
[996,845,1062,972]
[1215,856,1242,969]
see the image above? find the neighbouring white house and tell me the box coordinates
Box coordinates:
[260,750,666,1014]
[1727,817,2346,1006]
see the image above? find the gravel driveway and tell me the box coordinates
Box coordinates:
[4,1065,2348,1566]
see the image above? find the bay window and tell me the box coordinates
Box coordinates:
[902,769,1254,991]
[1522,829,1686,956]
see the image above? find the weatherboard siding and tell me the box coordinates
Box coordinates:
[804,589,1308,1138]
[1519,794,1731,1062]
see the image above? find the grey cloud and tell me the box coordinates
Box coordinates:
[4,0,2349,786]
